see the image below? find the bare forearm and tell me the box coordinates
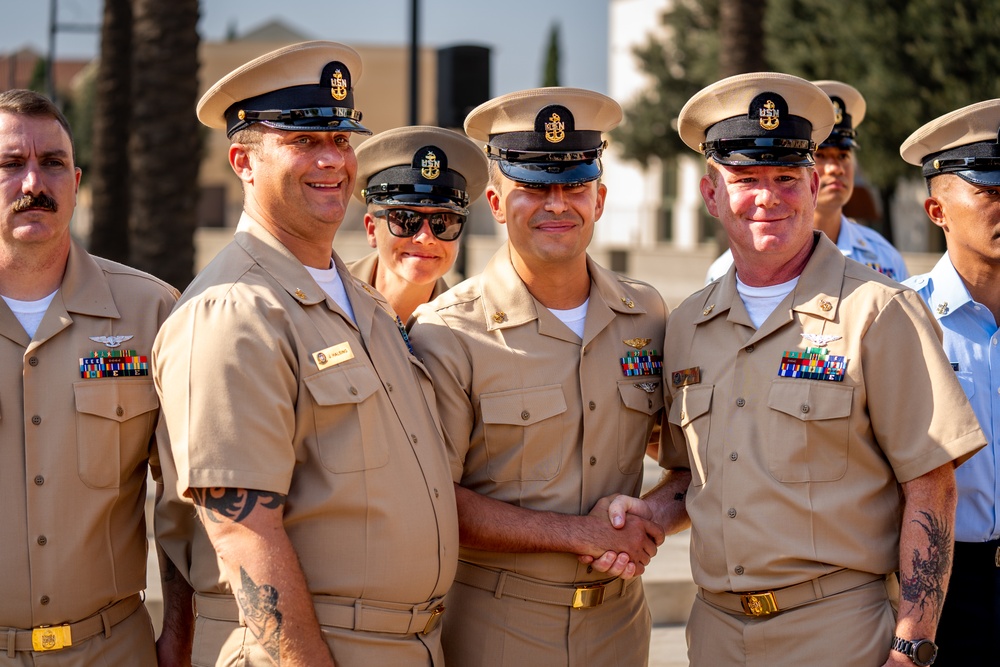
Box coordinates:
[193,488,335,667]
[896,465,957,641]
[641,469,692,535]
[455,483,661,562]
[156,545,195,666]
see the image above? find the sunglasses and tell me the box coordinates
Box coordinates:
[373,208,466,241]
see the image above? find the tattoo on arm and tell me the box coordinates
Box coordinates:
[673,492,686,502]
[190,488,285,524]
[237,566,283,665]
[900,510,952,622]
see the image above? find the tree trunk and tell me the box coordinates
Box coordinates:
[719,0,768,77]
[88,0,131,262]
[129,0,200,290]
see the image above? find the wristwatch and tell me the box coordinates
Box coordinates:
[891,636,938,666]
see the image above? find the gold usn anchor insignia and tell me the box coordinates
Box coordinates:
[330,69,348,101]
[545,112,565,143]
[759,100,780,131]
[421,150,441,179]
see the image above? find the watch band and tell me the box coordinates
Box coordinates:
[891,636,938,666]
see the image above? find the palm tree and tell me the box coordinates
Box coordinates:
[129,0,200,289]
[719,0,767,76]
[89,0,132,263]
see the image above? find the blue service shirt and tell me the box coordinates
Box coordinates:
[905,254,1000,543]
[705,216,910,284]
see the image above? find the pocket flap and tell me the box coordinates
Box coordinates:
[74,379,159,423]
[481,384,567,426]
[768,380,853,421]
[667,384,713,426]
[304,364,380,406]
[618,380,665,415]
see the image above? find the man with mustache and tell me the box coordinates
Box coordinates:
[706,80,908,284]
[409,88,668,666]
[0,89,178,665]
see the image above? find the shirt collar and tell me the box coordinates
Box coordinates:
[924,252,973,320]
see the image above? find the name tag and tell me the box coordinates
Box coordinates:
[313,342,354,370]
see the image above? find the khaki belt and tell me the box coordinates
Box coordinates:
[454,561,630,609]
[1,593,142,655]
[194,592,446,636]
[699,569,884,617]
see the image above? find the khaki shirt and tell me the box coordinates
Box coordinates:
[410,243,667,583]
[154,214,458,605]
[660,232,985,593]
[0,241,177,628]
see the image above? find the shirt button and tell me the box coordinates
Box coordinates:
[800,404,810,414]
[744,345,755,353]
[350,386,358,395]
[28,356,38,366]
[735,398,745,408]
[37,536,47,546]
[679,411,686,420]
[40,596,50,605]
[521,410,530,420]
[433,488,439,498]
[411,434,418,444]
[31,415,41,425]
[589,401,596,411]
[730,452,738,461]
[115,406,124,417]
[387,383,394,392]
[734,566,745,576]
[590,456,597,466]
[587,565,594,574]
[727,508,737,518]
[34,475,44,486]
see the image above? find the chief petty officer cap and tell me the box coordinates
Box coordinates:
[678,72,836,167]
[354,126,489,216]
[197,40,371,138]
[812,80,866,150]
[464,87,622,185]
[900,98,1000,187]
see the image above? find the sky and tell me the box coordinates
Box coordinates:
[1,0,610,96]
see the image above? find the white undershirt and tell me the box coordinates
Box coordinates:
[548,298,589,339]
[735,276,798,329]
[305,263,356,325]
[2,290,57,338]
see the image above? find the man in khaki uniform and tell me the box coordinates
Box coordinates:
[409,88,667,666]
[608,73,986,667]
[705,80,909,284]
[349,125,488,323]
[901,99,1000,665]
[153,42,458,667]
[0,89,178,665]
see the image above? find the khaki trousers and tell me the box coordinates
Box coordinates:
[687,578,896,667]
[441,576,651,667]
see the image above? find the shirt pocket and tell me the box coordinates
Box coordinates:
[304,363,390,473]
[480,384,567,482]
[74,379,159,489]
[666,384,713,487]
[617,379,665,474]
[767,379,854,482]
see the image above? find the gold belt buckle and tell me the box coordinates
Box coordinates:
[740,591,779,616]
[31,625,72,651]
[572,584,606,609]
[422,604,445,635]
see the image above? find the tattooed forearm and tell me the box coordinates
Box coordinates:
[190,488,285,524]
[900,510,953,622]
[237,566,283,665]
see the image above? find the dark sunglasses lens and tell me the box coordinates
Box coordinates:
[385,209,464,241]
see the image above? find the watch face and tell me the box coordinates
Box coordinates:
[913,639,938,666]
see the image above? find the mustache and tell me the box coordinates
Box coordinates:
[12,193,58,213]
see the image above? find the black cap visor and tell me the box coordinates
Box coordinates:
[923,154,1000,186]
[498,159,603,185]
[702,137,815,167]
[229,106,371,137]
[363,183,469,215]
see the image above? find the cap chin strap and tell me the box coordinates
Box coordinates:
[484,141,606,163]
[923,156,1000,178]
